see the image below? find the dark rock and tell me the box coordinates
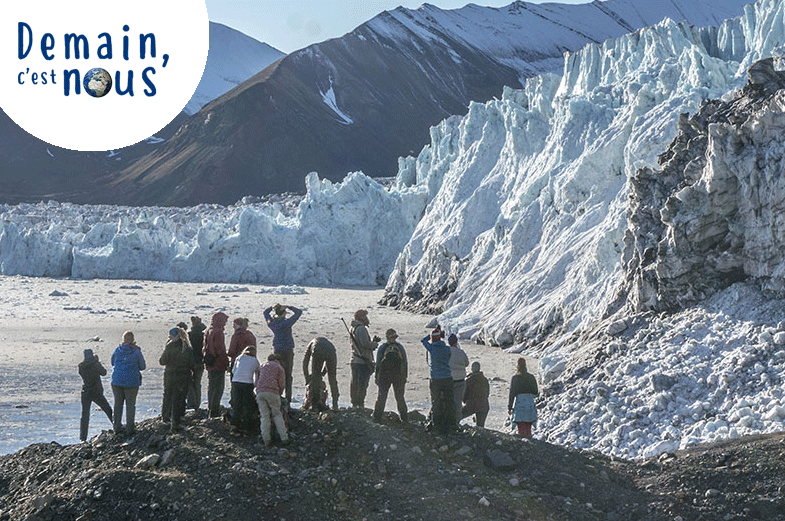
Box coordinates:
[483,449,516,471]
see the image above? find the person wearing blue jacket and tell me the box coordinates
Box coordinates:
[111,331,146,436]
[421,326,453,434]
[264,303,302,406]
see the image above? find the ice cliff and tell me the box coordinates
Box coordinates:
[384,0,785,351]
[0,173,426,286]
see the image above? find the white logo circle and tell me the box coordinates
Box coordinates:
[0,0,208,151]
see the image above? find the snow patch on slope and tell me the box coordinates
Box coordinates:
[320,77,354,125]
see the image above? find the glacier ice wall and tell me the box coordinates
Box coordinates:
[0,173,428,286]
[385,0,785,350]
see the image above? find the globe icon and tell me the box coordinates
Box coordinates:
[83,68,113,98]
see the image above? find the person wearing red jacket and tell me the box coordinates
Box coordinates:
[227,317,256,370]
[203,312,229,418]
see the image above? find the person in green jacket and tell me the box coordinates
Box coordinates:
[160,327,194,432]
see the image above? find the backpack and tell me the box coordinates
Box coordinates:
[379,343,403,373]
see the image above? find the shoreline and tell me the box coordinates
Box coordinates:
[0,276,535,454]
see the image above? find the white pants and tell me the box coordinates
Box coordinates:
[256,391,288,444]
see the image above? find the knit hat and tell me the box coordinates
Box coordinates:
[430,328,442,342]
[169,327,180,337]
[354,309,368,321]
[471,361,481,373]
[83,349,94,361]
[447,333,458,346]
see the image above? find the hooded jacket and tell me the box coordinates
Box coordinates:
[228,329,257,367]
[350,319,377,366]
[463,371,490,413]
[204,312,229,372]
[79,356,107,391]
[160,337,195,375]
[111,343,146,387]
[188,321,207,364]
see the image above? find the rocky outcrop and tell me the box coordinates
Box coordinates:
[624,58,785,311]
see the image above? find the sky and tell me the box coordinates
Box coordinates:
[205,0,590,53]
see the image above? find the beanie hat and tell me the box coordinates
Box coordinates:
[83,349,94,361]
[430,328,442,342]
[354,309,368,321]
[471,361,481,373]
[447,333,458,346]
[169,327,180,337]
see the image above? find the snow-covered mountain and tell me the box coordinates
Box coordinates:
[98,0,751,206]
[0,22,282,205]
[186,22,284,114]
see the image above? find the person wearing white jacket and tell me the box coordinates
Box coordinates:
[448,333,469,427]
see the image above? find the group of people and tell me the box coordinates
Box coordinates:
[78,305,540,444]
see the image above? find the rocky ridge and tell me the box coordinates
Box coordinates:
[2,408,785,520]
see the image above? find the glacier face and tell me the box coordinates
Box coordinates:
[0,173,427,286]
[385,0,785,352]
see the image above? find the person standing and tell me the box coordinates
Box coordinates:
[228,317,256,370]
[421,326,453,434]
[78,348,113,441]
[203,312,229,418]
[373,329,408,423]
[349,309,379,410]
[263,304,302,406]
[255,353,289,447]
[187,316,207,410]
[508,357,539,438]
[160,327,195,432]
[231,345,260,434]
[448,333,469,427]
[462,361,490,428]
[302,337,339,412]
[110,331,146,437]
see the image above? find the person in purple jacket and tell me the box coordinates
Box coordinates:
[110,331,146,437]
[263,303,302,406]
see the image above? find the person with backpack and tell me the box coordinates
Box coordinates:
[421,326,453,434]
[78,348,113,441]
[203,312,229,418]
[263,303,302,406]
[159,327,194,433]
[255,353,289,447]
[462,361,490,428]
[349,309,379,410]
[187,316,207,410]
[302,337,339,412]
[448,333,469,428]
[373,328,408,423]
